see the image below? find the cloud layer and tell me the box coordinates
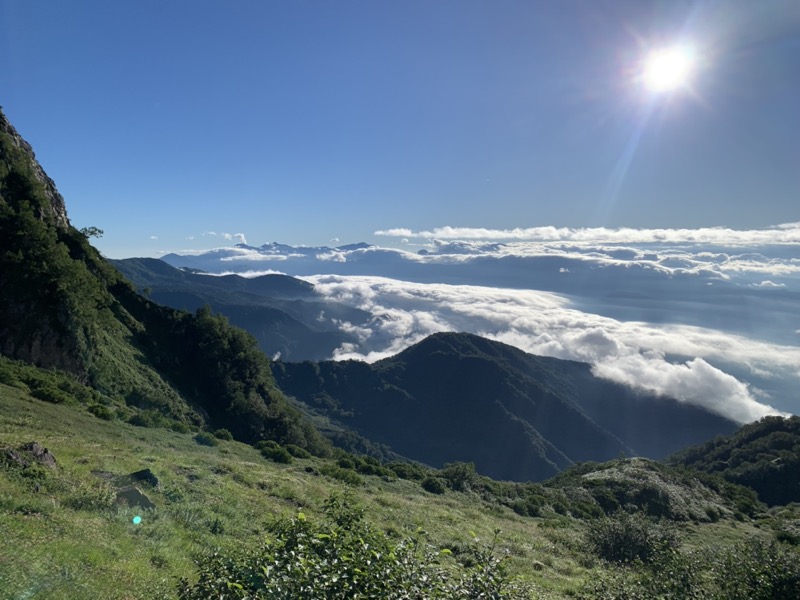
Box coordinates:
[160,225,800,421]
[375,222,800,245]
[305,275,796,423]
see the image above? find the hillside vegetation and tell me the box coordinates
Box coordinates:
[0,108,325,453]
[112,257,371,361]
[3,383,800,598]
[670,415,800,506]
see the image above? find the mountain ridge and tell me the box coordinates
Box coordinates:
[112,257,372,361]
[274,331,738,481]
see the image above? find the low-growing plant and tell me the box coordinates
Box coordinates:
[88,404,114,420]
[261,444,292,464]
[586,511,679,564]
[422,476,447,495]
[387,461,426,481]
[579,537,800,599]
[178,494,529,599]
[319,464,363,486]
[714,538,800,600]
[213,427,233,441]
[193,432,218,447]
[284,443,312,459]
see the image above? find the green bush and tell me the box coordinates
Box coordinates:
[88,404,114,420]
[714,538,800,600]
[128,410,171,429]
[337,456,356,470]
[579,537,800,599]
[586,512,679,564]
[261,445,292,464]
[31,384,73,405]
[213,428,233,441]
[440,461,478,492]
[193,432,219,447]
[387,461,426,481]
[254,440,279,452]
[178,495,528,599]
[422,476,447,495]
[170,421,192,434]
[319,464,363,486]
[284,444,312,459]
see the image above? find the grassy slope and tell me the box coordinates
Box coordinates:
[1,384,769,600]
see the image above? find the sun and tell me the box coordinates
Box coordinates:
[642,45,695,93]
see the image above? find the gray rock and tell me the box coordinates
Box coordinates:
[20,442,57,468]
[115,486,155,510]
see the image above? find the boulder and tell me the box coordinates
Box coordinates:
[116,486,155,510]
[20,442,57,468]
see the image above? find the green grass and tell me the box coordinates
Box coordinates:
[0,382,776,599]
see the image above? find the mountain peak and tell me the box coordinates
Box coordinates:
[0,108,69,229]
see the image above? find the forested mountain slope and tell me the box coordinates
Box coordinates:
[0,108,325,452]
[670,415,800,506]
[112,257,371,361]
[274,332,738,481]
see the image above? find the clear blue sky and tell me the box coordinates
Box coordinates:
[1,0,798,258]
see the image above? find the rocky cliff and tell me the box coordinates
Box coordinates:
[0,108,69,229]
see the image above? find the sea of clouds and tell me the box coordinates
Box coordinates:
[162,224,800,422]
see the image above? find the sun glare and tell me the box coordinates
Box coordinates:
[642,45,695,93]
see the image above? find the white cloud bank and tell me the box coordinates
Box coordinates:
[304,275,796,424]
[375,223,800,245]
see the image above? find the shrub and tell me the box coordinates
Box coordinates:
[284,444,312,459]
[213,428,233,441]
[422,476,447,495]
[579,536,800,599]
[170,421,192,434]
[337,456,356,470]
[440,461,478,492]
[387,461,426,481]
[586,511,679,564]
[319,464,363,486]
[714,538,800,600]
[128,410,171,429]
[254,440,279,452]
[261,445,292,464]
[31,384,73,405]
[88,404,114,420]
[178,494,526,599]
[193,432,219,447]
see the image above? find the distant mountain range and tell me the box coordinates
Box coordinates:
[112,257,371,361]
[274,332,738,481]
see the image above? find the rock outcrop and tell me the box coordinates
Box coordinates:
[0,108,69,229]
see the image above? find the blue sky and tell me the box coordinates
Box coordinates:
[1,0,799,258]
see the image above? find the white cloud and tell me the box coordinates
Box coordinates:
[222,232,247,244]
[374,223,800,245]
[751,280,786,288]
[317,251,347,263]
[304,275,795,423]
[149,235,158,240]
